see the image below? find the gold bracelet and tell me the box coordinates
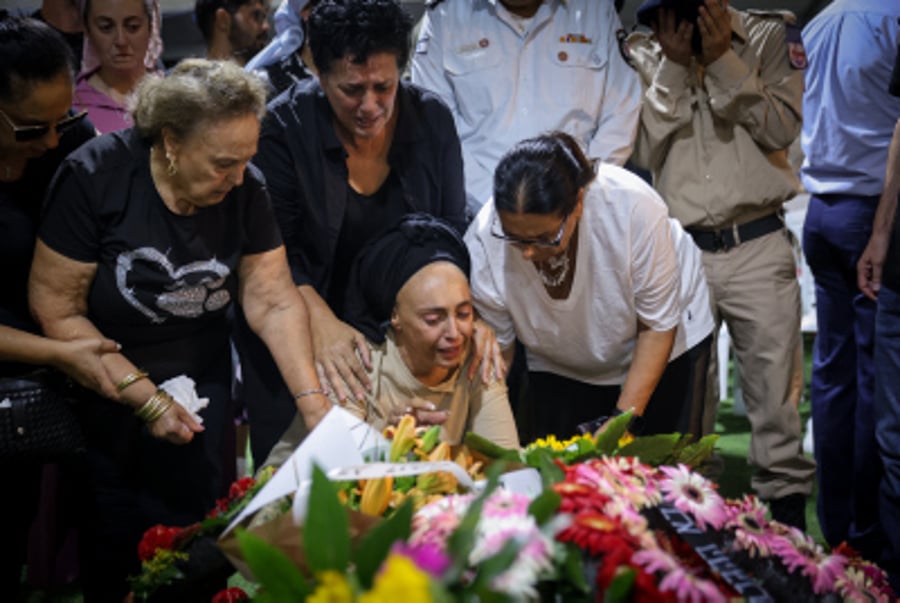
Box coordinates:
[135,389,174,423]
[116,369,149,393]
[293,387,326,400]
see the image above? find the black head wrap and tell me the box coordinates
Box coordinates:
[342,213,471,344]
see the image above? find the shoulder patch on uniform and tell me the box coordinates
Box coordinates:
[617,28,636,69]
[785,23,807,69]
[745,9,797,25]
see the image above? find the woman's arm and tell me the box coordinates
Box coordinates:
[29,240,203,444]
[239,246,331,430]
[0,325,120,387]
[615,322,676,417]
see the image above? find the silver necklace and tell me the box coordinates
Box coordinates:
[537,251,570,288]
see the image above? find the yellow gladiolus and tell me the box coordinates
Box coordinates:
[389,415,417,462]
[427,441,451,462]
[416,471,457,495]
[360,476,393,517]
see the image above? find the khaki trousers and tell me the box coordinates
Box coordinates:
[700,229,816,500]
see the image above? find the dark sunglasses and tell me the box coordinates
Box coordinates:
[0,107,88,143]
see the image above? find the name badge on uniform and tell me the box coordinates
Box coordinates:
[785,24,807,69]
[559,33,592,44]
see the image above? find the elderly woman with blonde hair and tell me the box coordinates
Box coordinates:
[29,58,329,600]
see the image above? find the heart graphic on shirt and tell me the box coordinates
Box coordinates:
[115,247,231,324]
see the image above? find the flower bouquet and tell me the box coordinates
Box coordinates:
[129,467,276,601]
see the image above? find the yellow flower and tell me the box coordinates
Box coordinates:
[308,570,354,603]
[618,431,635,447]
[358,554,432,603]
[389,415,418,462]
[527,433,590,451]
[416,471,457,495]
[359,477,393,517]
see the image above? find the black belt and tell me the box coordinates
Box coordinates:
[687,213,784,252]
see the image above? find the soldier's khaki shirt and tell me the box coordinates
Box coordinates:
[628,8,803,230]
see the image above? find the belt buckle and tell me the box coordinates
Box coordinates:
[713,230,731,252]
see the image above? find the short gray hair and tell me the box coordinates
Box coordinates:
[132,58,267,143]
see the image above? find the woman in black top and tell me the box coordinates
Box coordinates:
[0,14,107,598]
[30,59,329,600]
[238,0,485,464]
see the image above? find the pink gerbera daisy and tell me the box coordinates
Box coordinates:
[727,510,780,558]
[657,564,728,603]
[658,464,727,531]
[770,527,847,594]
[836,566,895,603]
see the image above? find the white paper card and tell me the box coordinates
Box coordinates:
[222,406,385,537]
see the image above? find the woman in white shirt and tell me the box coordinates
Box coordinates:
[465,131,713,439]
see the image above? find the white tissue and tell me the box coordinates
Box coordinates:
[158,375,209,424]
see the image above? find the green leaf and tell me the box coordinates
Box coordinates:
[527,489,561,525]
[592,413,631,454]
[603,567,636,603]
[534,449,565,488]
[394,475,417,493]
[303,464,350,573]
[677,434,720,468]
[617,433,682,465]
[236,529,311,599]
[464,432,523,462]
[354,498,414,589]
[562,544,589,593]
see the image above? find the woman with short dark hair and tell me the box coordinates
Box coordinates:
[237,0,480,465]
[29,58,329,600]
[467,132,715,440]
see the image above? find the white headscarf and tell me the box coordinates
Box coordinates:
[244,0,308,71]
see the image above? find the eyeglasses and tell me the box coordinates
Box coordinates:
[490,212,569,248]
[0,107,88,143]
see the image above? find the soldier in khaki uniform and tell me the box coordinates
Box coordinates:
[627,0,815,529]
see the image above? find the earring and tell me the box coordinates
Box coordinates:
[165,152,177,176]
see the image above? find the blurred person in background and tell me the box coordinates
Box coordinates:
[245,0,321,99]
[32,0,84,72]
[73,0,162,133]
[195,0,271,66]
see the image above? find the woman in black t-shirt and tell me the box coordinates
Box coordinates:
[29,59,330,601]
[0,15,108,599]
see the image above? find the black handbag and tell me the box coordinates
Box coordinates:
[0,369,85,461]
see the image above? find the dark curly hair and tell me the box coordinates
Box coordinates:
[493,131,595,216]
[308,0,413,76]
[0,13,74,104]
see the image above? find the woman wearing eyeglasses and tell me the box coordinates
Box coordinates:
[0,13,109,600]
[465,132,714,441]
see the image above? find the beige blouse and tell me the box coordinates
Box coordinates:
[264,331,520,468]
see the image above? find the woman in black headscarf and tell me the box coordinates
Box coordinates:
[265,213,520,465]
